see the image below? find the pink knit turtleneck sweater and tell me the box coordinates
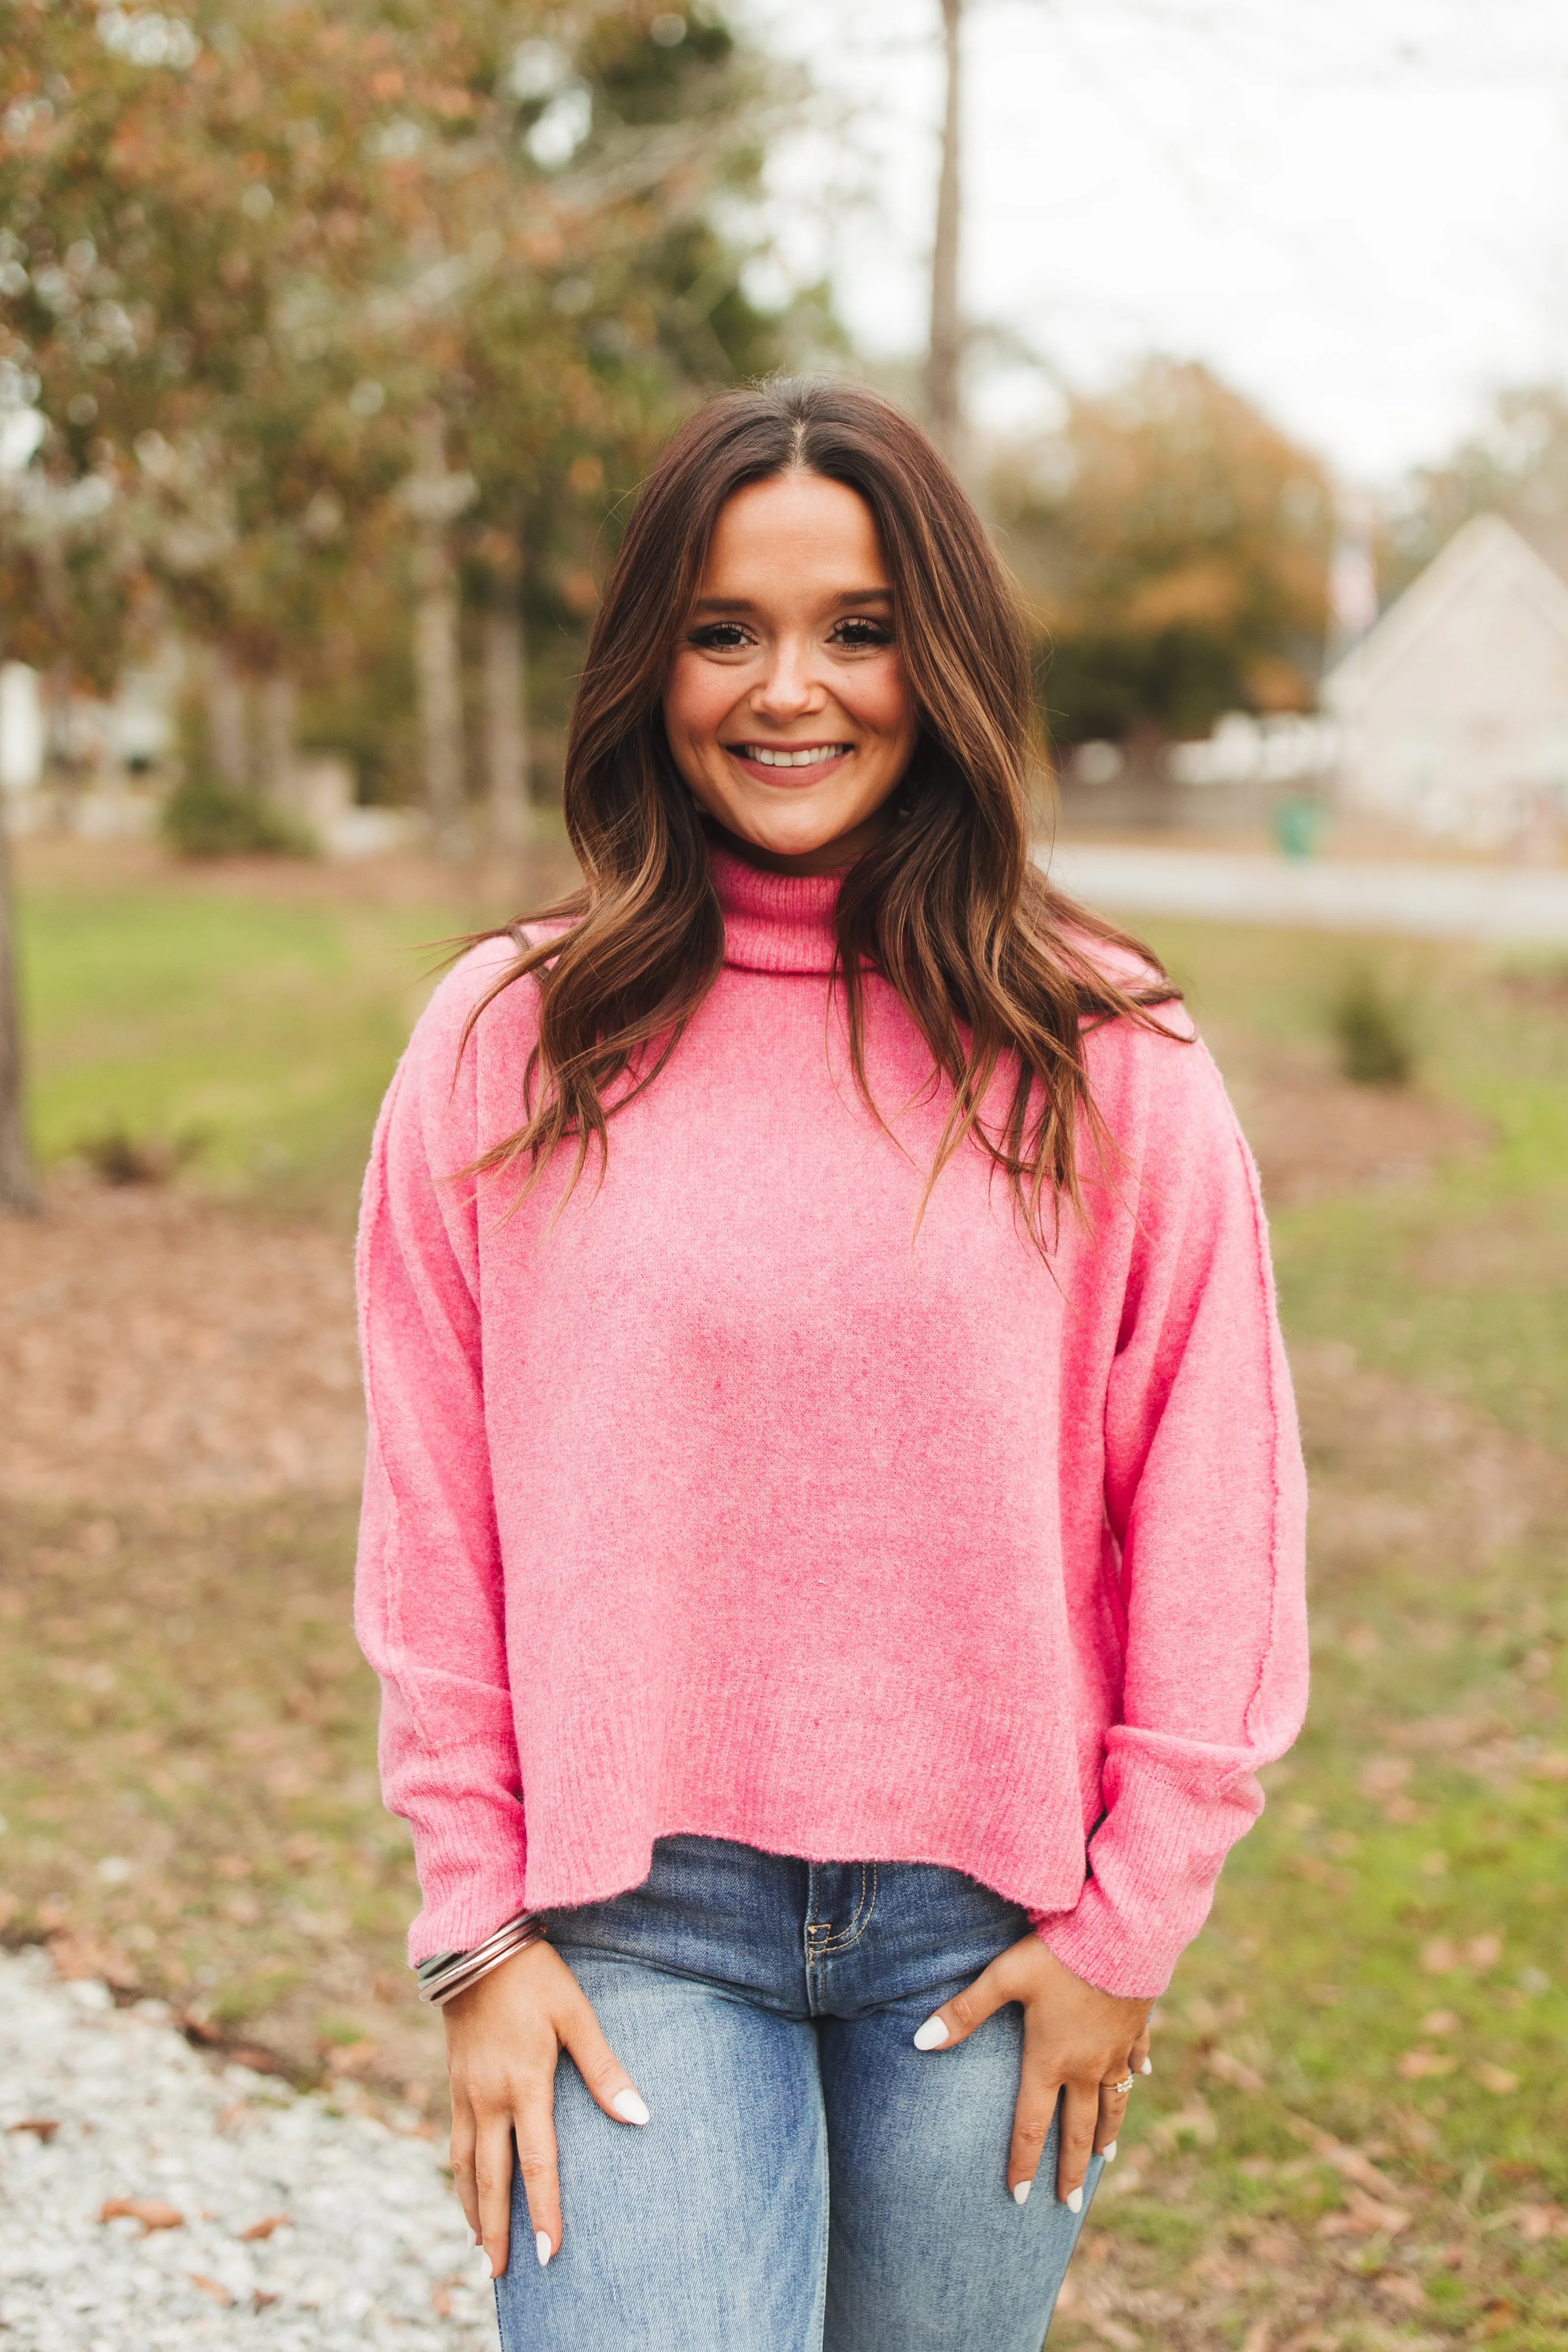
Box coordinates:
[354,849,1307,1999]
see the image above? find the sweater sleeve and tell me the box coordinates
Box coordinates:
[1035,1029,1309,1999]
[354,950,530,1965]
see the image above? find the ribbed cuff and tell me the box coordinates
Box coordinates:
[1025,1757,1264,1999]
[408,1858,532,1968]
[1031,1887,1179,2001]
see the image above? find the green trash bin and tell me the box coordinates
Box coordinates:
[1273,796,1327,859]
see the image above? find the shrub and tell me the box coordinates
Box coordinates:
[1329,964,1416,1087]
[161,774,315,860]
[73,1124,207,1185]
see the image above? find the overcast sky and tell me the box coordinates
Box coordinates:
[743,0,1568,485]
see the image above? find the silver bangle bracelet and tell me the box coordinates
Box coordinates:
[415,1912,548,2007]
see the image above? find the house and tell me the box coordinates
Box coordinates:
[1321,514,1568,847]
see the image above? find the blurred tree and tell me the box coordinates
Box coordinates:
[927,0,963,462]
[446,1,811,851]
[1,0,816,845]
[0,812,33,1212]
[0,0,429,797]
[990,358,1333,747]
[1387,383,1568,596]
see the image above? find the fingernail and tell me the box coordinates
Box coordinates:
[475,2247,493,2280]
[1102,2140,1117,2162]
[1012,2179,1033,2207]
[535,2231,552,2269]
[611,2088,650,2126]
[1066,2185,1084,2214]
[913,2015,949,2050]
[1139,2056,1153,2075]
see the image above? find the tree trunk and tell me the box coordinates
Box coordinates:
[484,597,533,855]
[927,0,965,464]
[257,672,297,807]
[205,649,250,791]
[0,812,37,1214]
[411,410,467,848]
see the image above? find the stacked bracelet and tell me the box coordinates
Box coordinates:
[415,1911,548,2007]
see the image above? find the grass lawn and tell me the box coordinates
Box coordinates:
[1,851,1566,2345]
[11,839,548,1223]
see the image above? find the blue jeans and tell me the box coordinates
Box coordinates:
[494,1834,1100,2351]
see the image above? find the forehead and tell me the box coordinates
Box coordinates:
[701,472,888,590]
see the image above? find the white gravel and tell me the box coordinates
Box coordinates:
[0,1948,499,2352]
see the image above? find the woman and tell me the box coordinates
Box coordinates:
[355,379,1307,2352]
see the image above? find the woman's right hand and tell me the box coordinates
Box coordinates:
[444,1938,650,2277]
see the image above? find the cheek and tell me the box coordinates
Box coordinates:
[847,656,917,746]
[664,653,734,751]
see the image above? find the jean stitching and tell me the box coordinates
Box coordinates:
[816,1861,878,1954]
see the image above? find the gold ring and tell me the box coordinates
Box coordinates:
[1108,2074,1134,2097]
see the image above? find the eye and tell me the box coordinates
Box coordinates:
[829,616,892,649]
[688,621,753,652]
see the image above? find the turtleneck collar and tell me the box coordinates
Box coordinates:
[710,845,842,975]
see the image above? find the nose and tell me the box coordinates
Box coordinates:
[750,632,824,723]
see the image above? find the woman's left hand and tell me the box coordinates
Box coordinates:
[912,1935,1152,2209]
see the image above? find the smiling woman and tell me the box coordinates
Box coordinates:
[353,379,1309,2352]
[663,472,919,870]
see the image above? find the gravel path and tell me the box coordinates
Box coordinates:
[0,1949,499,2351]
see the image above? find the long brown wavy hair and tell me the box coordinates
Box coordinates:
[466,377,1179,1246]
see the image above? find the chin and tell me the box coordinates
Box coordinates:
[745,795,884,852]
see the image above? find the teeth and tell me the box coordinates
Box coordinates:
[740,744,849,768]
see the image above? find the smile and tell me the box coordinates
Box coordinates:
[728,743,854,769]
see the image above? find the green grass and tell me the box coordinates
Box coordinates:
[15,870,456,1221]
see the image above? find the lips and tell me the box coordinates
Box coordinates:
[724,741,855,784]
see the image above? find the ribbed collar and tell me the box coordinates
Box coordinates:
[711,845,842,975]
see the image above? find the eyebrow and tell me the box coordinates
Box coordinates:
[690,588,893,613]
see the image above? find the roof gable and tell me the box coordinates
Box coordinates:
[1323,514,1568,715]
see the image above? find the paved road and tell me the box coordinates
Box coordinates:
[1040,843,1568,944]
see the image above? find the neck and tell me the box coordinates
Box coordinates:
[707,806,892,879]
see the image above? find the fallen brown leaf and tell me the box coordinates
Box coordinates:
[239,2214,291,2241]
[1420,1932,1504,1975]
[187,2275,234,2307]
[1472,2060,1520,2094]
[1358,1755,1412,1798]
[1397,2049,1458,2079]
[47,1928,138,1989]
[1310,2134,1404,2199]
[228,2044,288,2076]
[100,2196,183,2233]
[323,2037,379,2079]
[1318,2186,1412,2238]
[1207,2048,1267,2094]
[7,2117,60,2141]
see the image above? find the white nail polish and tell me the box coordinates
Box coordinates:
[1139,2056,1153,2075]
[1066,2186,1084,2214]
[1012,2179,1033,2207]
[475,2247,493,2281]
[1102,2141,1117,2163]
[611,2088,651,2125]
[912,2015,949,2050]
[535,2231,552,2269]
